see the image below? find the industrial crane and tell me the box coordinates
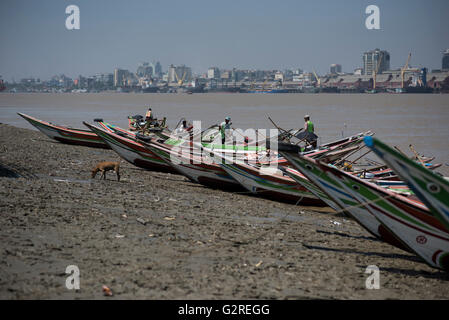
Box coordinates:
[313,70,321,87]
[261,79,268,90]
[174,70,187,86]
[401,53,411,89]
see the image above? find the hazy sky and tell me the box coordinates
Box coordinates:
[1,0,448,81]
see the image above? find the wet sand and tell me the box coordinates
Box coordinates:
[0,124,448,299]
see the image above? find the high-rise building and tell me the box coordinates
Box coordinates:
[443,49,449,70]
[330,64,342,74]
[137,63,153,78]
[231,68,242,82]
[221,70,231,79]
[93,73,113,86]
[207,67,220,79]
[114,69,128,87]
[168,65,176,83]
[154,62,162,78]
[77,75,87,88]
[363,49,390,75]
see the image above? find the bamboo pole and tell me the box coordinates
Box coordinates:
[342,149,373,170]
[334,145,365,166]
[409,144,426,166]
[394,146,408,157]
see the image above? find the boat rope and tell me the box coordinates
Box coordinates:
[327,194,394,216]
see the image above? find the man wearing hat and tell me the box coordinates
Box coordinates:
[220,116,232,144]
[304,115,314,134]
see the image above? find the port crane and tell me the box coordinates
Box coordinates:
[261,79,268,90]
[401,53,412,89]
[401,53,423,88]
[174,70,187,86]
[313,70,321,87]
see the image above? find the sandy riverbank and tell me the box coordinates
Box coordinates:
[0,124,448,299]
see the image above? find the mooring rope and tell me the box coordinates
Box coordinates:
[325,193,394,216]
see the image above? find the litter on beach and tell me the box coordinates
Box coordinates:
[102,285,113,296]
[136,217,148,225]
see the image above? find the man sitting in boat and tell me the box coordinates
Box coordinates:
[220,116,232,144]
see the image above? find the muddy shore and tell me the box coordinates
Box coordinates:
[0,123,448,299]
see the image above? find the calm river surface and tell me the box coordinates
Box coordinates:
[1,93,448,174]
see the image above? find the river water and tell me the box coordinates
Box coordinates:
[1,93,448,174]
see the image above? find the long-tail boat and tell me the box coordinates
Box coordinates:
[278,147,411,252]
[318,157,449,271]
[365,136,449,231]
[18,113,110,149]
[83,122,176,173]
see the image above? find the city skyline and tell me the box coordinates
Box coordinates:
[8,47,449,85]
[1,0,449,81]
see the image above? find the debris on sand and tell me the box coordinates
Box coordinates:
[102,285,113,296]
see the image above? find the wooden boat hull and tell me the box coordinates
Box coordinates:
[279,149,410,252]
[207,149,322,205]
[18,113,109,149]
[320,158,449,271]
[283,166,342,211]
[366,136,449,231]
[83,122,176,173]
[142,140,243,190]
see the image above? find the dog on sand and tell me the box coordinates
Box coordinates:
[91,161,120,181]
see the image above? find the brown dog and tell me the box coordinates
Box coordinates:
[91,161,120,181]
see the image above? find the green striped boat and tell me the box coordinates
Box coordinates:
[320,159,449,271]
[365,136,449,231]
[278,149,410,252]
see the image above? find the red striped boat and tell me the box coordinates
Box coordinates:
[83,122,177,173]
[18,113,110,149]
[141,138,244,190]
